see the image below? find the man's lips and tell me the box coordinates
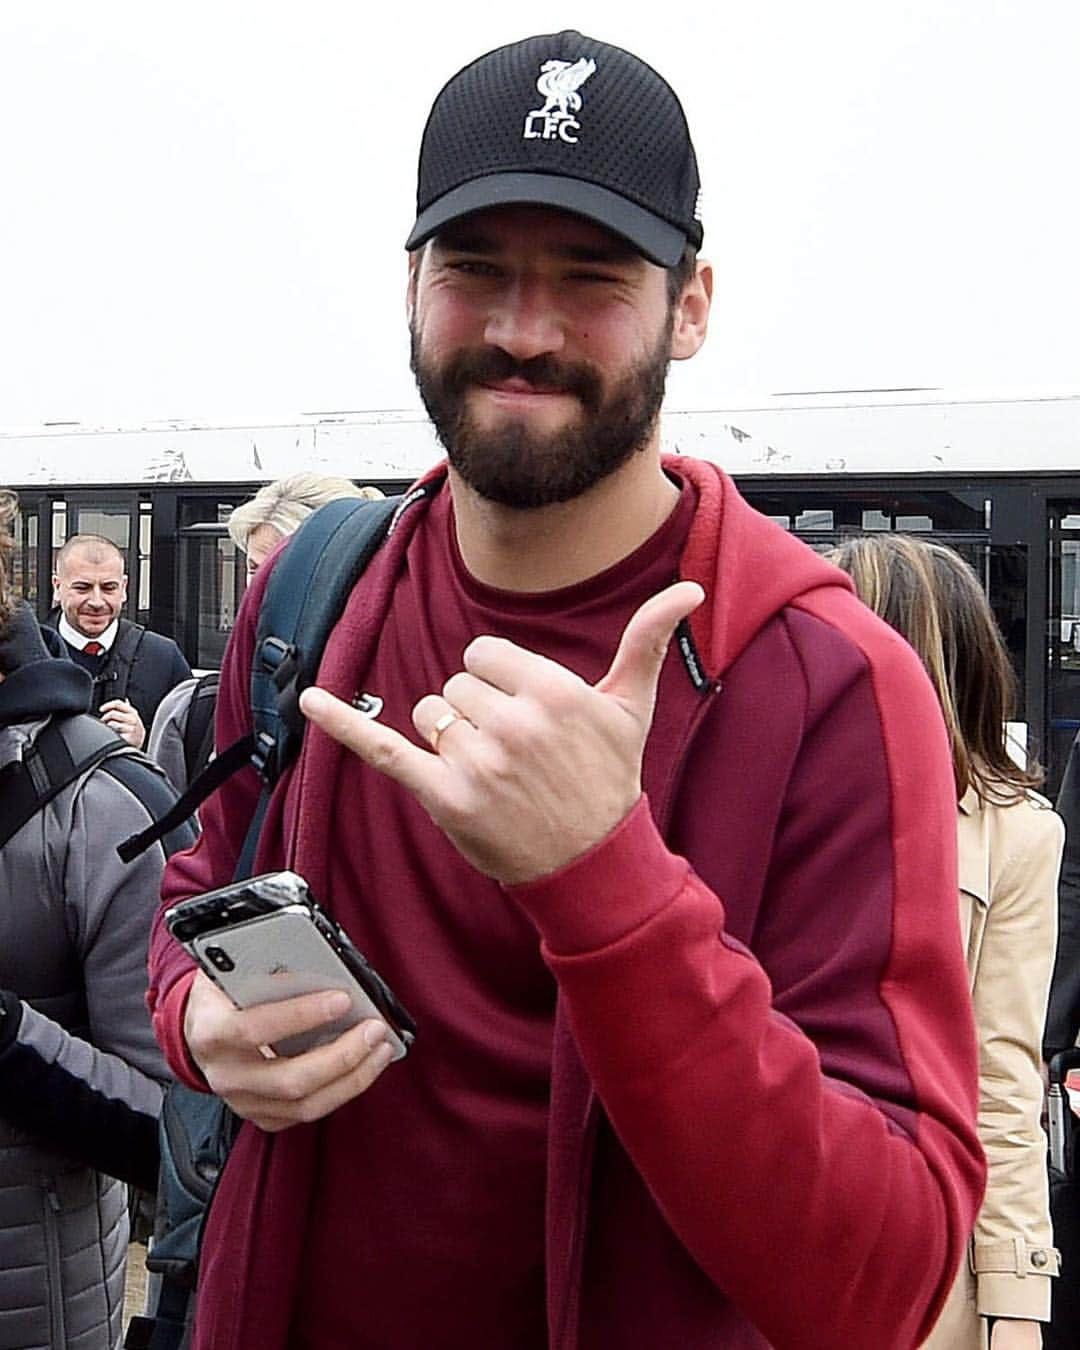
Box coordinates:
[476,378,574,400]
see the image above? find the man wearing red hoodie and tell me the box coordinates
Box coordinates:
[148,30,984,1350]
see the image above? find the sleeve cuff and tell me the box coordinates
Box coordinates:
[0,990,24,1055]
[976,1271,1053,1321]
[973,1239,1059,1320]
[504,795,690,956]
[152,970,210,1090]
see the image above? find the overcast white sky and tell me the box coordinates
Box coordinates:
[1,1,1077,429]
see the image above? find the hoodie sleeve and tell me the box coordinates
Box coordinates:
[147,565,270,1082]
[506,596,984,1350]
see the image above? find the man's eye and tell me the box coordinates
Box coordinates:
[449,259,500,278]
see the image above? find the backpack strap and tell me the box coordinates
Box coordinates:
[0,714,126,849]
[183,671,220,784]
[0,712,197,856]
[248,495,399,784]
[117,495,401,867]
[99,751,198,860]
[97,619,146,708]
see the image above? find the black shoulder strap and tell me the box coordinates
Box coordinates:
[183,671,220,784]
[233,493,401,879]
[248,495,400,784]
[102,619,146,704]
[100,751,198,859]
[0,714,123,849]
[0,713,196,858]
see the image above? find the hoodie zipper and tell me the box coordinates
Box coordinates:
[43,1181,67,1347]
[554,660,720,1349]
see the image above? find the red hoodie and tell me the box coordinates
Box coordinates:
[148,457,983,1349]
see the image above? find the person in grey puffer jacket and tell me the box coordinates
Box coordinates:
[0,490,194,1349]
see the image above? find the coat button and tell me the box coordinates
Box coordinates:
[1031,1250,1048,1268]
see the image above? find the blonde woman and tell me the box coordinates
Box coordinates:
[148,475,384,790]
[227,473,384,579]
[830,535,1061,1350]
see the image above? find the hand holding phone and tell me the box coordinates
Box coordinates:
[166,872,415,1059]
[167,872,416,1132]
[182,974,397,1133]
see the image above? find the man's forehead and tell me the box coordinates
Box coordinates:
[432,205,647,262]
[58,547,125,578]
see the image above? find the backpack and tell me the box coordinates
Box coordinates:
[121,490,406,1349]
[0,710,195,858]
[182,671,220,786]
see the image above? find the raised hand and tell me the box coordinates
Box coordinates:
[99,697,146,747]
[300,580,704,884]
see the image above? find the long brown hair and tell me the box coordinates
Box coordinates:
[827,534,1041,802]
[0,489,16,635]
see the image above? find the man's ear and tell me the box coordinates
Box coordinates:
[670,259,713,362]
[406,251,421,323]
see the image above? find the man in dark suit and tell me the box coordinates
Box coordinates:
[50,534,192,747]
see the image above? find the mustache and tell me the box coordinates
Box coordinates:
[436,348,603,412]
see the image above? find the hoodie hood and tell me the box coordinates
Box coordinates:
[667,455,854,679]
[0,604,92,727]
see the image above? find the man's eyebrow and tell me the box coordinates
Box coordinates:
[551,241,641,265]
[435,228,498,254]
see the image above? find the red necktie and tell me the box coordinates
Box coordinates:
[83,641,104,656]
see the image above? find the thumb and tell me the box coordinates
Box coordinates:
[595,581,705,714]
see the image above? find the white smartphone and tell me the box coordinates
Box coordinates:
[165,872,416,1059]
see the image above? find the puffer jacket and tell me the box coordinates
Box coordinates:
[0,605,192,1350]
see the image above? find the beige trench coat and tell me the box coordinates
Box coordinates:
[922,787,1063,1348]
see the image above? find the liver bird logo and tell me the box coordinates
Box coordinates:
[535,58,597,119]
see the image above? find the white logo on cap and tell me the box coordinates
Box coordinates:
[523,57,597,145]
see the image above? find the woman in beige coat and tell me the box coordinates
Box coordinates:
[831,536,1062,1350]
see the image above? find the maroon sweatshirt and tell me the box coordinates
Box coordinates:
[148,457,984,1349]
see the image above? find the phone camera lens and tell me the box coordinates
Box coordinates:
[205,945,235,973]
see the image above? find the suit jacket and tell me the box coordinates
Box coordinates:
[51,615,192,734]
[1047,732,1080,1057]
[924,784,1063,1347]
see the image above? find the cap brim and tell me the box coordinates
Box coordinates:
[405,172,688,268]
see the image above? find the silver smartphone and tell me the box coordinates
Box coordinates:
[164,871,416,1060]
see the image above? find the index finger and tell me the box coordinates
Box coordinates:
[300,686,451,800]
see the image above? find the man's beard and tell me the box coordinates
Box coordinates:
[409,325,671,510]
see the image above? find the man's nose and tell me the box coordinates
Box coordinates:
[483,277,565,362]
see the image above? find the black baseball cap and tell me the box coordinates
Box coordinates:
[405,31,703,268]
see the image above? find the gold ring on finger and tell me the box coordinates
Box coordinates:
[431,709,462,753]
